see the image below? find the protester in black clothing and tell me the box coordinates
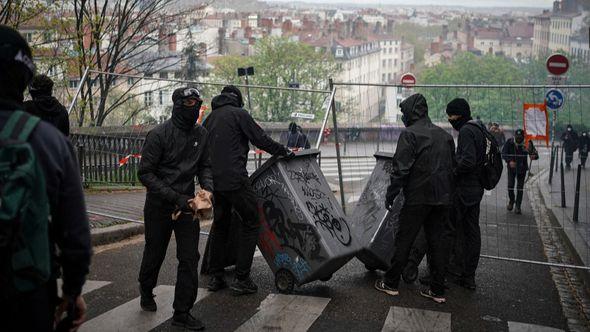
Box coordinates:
[446,98,486,290]
[24,74,70,136]
[375,93,455,304]
[204,85,293,295]
[561,124,579,170]
[137,87,213,331]
[579,132,590,169]
[0,25,91,332]
[502,129,538,214]
[287,122,311,150]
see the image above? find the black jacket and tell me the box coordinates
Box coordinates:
[138,119,214,205]
[455,121,486,206]
[205,93,289,191]
[579,135,590,157]
[0,101,91,298]
[386,94,456,206]
[287,130,311,149]
[561,130,579,153]
[23,96,70,136]
[502,138,538,174]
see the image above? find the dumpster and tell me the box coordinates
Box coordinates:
[253,149,359,293]
[351,152,405,272]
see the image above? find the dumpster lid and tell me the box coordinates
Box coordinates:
[374,151,393,159]
[251,148,321,181]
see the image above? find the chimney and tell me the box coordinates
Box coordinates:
[553,0,561,13]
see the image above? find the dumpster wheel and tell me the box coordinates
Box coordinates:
[275,269,295,294]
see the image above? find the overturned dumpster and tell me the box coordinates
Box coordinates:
[253,149,359,293]
[351,152,404,272]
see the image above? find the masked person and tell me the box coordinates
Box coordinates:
[137,87,213,331]
[502,129,538,214]
[24,74,70,136]
[489,122,505,148]
[579,132,589,169]
[0,25,92,332]
[375,94,455,304]
[561,124,579,170]
[287,122,311,150]
[445,98,486,290]
[204,85,293,295]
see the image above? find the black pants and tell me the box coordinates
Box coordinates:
[0,279,57,331]
[384,204,450,295]
[449,198,481,278]
[566,152,574,167]
[407,227,429,268]
[507,168,526,207]
[138,196,200,313]
[209,184,260,280]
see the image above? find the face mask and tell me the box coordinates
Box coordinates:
[401,113,410,127]
[172,100,201,129]
[449,118,465,131]
[515,136,524,144]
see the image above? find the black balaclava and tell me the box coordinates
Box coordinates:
[446,98,472,131]
[221,85,244,108]
[289,122,297,133]
[171,87,202,130]
[515,129,525,144]
[399,93,428,127]
[0,25,35,104]
[29,74,54,99]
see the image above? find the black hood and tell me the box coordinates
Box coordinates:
[31,96,64,115]
[400,93,428,126]
[212,93,242,110]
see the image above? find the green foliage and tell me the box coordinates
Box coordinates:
[208,37,336,122]
[419,52,590,128]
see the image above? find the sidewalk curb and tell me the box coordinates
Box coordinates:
[91,223,144,246]
[537,172,590,267]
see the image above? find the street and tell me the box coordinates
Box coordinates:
[80,148,570,332]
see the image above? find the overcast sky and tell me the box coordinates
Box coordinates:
[268,0,555,8]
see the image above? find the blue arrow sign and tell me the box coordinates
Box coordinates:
[545,89,564,110]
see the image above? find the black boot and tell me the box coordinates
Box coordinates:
[230,277,258,295]
[172,312,205,331]
[208,275,228,292]
[515,205,522,215]
[139,287,157,312]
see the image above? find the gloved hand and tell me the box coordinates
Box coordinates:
[282,149,296,161]
[175,195,193,212]
[385,188,399,211]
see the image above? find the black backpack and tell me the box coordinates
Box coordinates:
[466,121,503,190]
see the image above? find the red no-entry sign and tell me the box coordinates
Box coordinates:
[400,73,416,87]
[546,54,569,76]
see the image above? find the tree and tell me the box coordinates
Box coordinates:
[209,37,336,122]
[0,0,47,28]
[69,0,209,127]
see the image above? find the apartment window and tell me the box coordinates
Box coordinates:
[336,48,343,57]
[397,86,402,94]
[145,73,153,78]
[382,59,386,67]
[128,77,135,85]
[145,91,153,106]
[69,79,79,88]
[25,33,33,43]
[43,31,52,43]
[159,90,164,105]
[382,74,386,82]
[388,73,392,81]
[388,59,392,67]
[159,72,167,79]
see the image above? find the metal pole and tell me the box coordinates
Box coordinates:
[244,74,252,111]
[555,145,559,173]
[573,164,581,222]
[315,87,336,149]
[560,161,566,208]
[329,78,346,213]
[67,66,90,115]
[549,146,555,185]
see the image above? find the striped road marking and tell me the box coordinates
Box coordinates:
[381,306,451,332]
[508,321,564,332]
[80,286,210,332]
[235,294,330,332]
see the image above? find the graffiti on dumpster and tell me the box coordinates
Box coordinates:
[354,159,393,238]
[254,171,305,222]
[287,161,327,200]
[305,200,352,246]
[263,200,325,261]
[273,252,312,281]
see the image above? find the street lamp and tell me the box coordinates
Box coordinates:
[237,66,254,111]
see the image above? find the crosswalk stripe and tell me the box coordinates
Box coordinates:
[235,294,330,332]
[381,306,451,332]
[508,321,564,332]
[57,279,111,297]
[80,286,210,332]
